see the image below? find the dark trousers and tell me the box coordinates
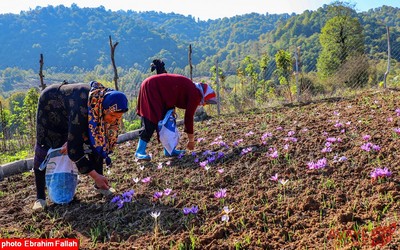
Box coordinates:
[139,117,158,143]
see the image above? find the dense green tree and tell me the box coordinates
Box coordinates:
[317,4,365,79]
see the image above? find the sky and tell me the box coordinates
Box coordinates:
[0,1,399,20]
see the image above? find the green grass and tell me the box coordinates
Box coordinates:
[0,149,32,165]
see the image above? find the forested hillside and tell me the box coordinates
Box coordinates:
[0,3,398,94]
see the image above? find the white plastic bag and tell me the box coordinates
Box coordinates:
[158,109,180,155]
[39,148,79,204]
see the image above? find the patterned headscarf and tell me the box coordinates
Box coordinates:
[88,81,128,166]
[194,82,217,105]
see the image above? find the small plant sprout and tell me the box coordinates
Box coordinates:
[132,177,139,184]
[157,162,163,169]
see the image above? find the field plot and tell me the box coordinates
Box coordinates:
[1,89,400,249]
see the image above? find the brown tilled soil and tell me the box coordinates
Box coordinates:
[1,89,400,249]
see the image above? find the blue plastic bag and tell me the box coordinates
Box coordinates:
[158,109,180,155]
[39,148,78,204]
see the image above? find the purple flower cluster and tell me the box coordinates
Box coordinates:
[267,147,278,159]
[370,167,392,179]
[307,158,327,170]
[111,189,135,209]
[214,188,227,199]
[240,147,253,156]
[183,205,199,215]
[361,142,381,152]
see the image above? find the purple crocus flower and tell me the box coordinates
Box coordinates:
[164,188,172,196]
[270,173,278,181]
[183,207,192,215]
[233,139,243,147]
[370,167,392,179]
[214,188,227,199]
[363,134,371,141]
[153,191,163,199]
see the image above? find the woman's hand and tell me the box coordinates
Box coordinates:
[89,170,110,190]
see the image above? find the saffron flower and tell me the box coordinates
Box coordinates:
[395,108,400,116]
[183,205,199,215]
[245,131,254,136]
[132,177,139,183]
[122,190,135,202]
[153,191,163,199]
[393,128,400,135]
[217,168,224,174]
[200,160,208,168]
[214,188,227,199]
[334,121,343,128]
[141,177,151,183]
[361,142,380,152]
[197,137,205,143]
[307,158,327,170]
[287,131,295,137]
[221,214,230,222]
[279,179,288,186]
[270,173,279,181]
[150,211,160,219]
[370,167,392,179]
[267,148,278,159]
[363,134,371,141]
[164,188,172,196]
[233,139,243,147]
[223,206,233,214]
[240,147,253,155]
[157,162,163,169]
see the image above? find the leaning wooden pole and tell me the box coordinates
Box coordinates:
[188,44,193,80]
[38,54,46,90]
[109,35,119,90]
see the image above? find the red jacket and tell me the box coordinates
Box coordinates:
[137,74,202,134]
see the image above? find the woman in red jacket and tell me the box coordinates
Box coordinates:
[135,73,217,160]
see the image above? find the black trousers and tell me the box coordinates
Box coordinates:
[139,117,158,143]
